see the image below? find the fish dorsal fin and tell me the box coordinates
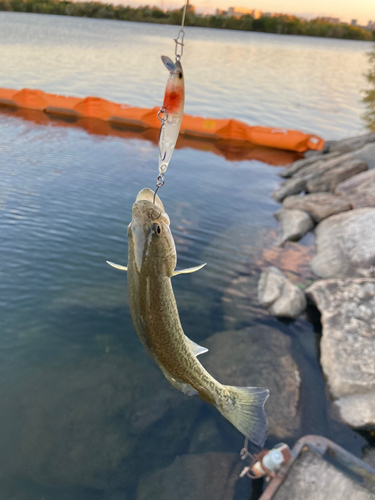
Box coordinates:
[106,261,127,271]
[173,263,207,276]
[161,55,176,73]
[187,337,209,357]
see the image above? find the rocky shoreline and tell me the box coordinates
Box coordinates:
[259,133,375,430]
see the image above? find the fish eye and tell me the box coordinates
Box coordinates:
[178,72,183,79]
[152,223,161,235]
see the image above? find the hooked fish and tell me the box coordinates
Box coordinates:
[107,188,269,447]
[158,56,185,175]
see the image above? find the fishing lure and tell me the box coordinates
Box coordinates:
[158,55,185,175]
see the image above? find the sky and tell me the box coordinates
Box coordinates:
[110,0,375,25]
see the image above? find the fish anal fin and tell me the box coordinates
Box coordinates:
[160,366,198,396]
[186,337,209,357]
[173,263,207,276]
[106,261,128,271]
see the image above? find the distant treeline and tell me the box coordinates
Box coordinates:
[363,46,375,131]
[0,0,374,41]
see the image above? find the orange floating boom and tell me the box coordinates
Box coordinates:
[0,87,325,153]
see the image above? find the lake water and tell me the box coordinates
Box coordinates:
[0,12,373,500]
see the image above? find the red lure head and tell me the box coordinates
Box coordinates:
[161,57,184,115]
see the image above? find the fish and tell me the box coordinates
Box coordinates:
[158,56,185,175]
[107,188,269,447]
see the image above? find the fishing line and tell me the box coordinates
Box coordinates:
[153,0,188,204]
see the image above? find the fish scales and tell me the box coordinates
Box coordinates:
[114,187,269,447]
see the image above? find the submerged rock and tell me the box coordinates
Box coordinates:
[305,159,367,193]
[202,326,301,438]
[0,354,202,490]
[306,279,375,428]
[335,394,375,429]
[282,193,351,223]
[136,452,249,500]
[274,208,314,246]
[258,266,306,318]
[310,208,375,278]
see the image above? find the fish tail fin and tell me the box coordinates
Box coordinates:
[219,386,269,447]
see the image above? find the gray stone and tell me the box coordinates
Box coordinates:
[280,151,340,178]
[136,453,248,500]
[326,133,375,154]
[310,209,375,278]
[202,326,301,438]
[272,177,306,202]
[283,193,351,223]
[305,159,368,193]
[335,168,375,195]
[349,188,375,209]
[306,279,375,400]
[258,266,306,318]
[364,449,375,468]
[293,153,355,180]
[274,208,315,246]
[335,394,375,428]
[350,143,375,170]
[272,448,375,500]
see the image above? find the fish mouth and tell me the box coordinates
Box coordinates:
[132,188,170,226]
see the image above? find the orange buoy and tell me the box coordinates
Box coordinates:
[0,87,325,153]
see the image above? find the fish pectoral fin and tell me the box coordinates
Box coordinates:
[160,366,198,396]
[173,263,207,276]
[186,337,209,357]
[106,261,128,271]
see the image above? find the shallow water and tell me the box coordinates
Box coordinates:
[0,12,373,500]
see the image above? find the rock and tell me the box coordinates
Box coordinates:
[363,448,375,468]
[280,151,340,178]
[274,208,314,246]
[335,169,375,195]
[272,177,306,202]
[282,193,351,223]
[306,279,375,401]
[326,133,375,154]
[350,143,375,170]
[258,266,306,318]
[310,208,375,278]
[0,354,202,490]
[349,189,375,209]
[136,453,249,500]
[202,326,301,438]
[188,418,226,454]
[335,394,375,428]
[305,159,367,193]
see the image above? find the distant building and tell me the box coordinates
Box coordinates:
[263,12,282,18]
[226,7,262,18]
[351,19,357,26]
[321,16,340,24]
[368,21,375,30]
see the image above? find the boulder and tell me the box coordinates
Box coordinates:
[349,189,375,209]
[282,193,351,223]
[335,394,375,428]
[136,453,249,500]
[305,159,367,193]
[306,279,375,404]
[280,151,340,178]
[274,208,314,246]
[349,142,375,169]
[202,326,301,438]
[335,168,375,196]
[325,133,375,154]
[310,208,375,278]
[272,177,306,202]
[258,266,306,318]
